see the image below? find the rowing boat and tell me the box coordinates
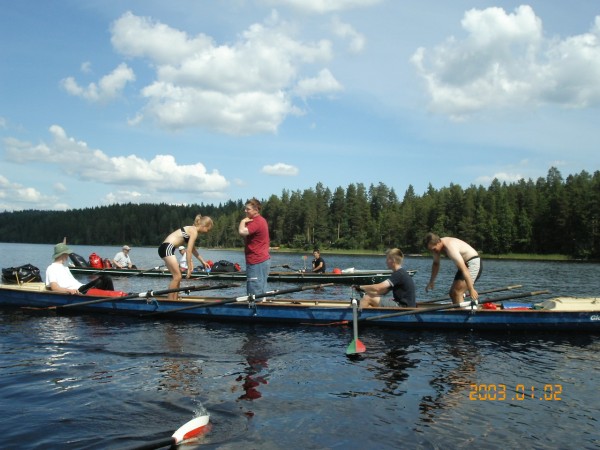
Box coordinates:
[2,283,599,331]
[67,267,412,285]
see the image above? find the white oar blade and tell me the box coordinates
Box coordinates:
[172,414,210,443]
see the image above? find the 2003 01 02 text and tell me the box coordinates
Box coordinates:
[469,383,562,401]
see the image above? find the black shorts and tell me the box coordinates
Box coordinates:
[158,242,176,258]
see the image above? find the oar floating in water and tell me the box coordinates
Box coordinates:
[123,414,210,450]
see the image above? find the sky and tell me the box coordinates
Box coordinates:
[1,0,599,211]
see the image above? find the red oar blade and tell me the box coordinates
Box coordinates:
[172,414,211,443]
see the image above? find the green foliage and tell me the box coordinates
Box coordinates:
[1,168,599,258]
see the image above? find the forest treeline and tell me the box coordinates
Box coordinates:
[1,167,599,258]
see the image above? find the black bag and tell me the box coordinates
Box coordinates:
[69,253,89,267]
[2,264,42,284]
[211,260,240,273]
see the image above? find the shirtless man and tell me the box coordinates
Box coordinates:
[425,233,482,304]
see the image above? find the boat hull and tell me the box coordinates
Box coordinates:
[1,283,599,332]
[68,267,403,284]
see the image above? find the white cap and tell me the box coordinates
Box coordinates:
[178,246,186,251]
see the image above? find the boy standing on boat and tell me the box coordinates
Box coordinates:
[355,248,415,308]
[425,233,481,305]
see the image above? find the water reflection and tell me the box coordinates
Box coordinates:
[418,336,481,423]
[374,346,415,396]
[156,323,204,396]
[235,332,272,401]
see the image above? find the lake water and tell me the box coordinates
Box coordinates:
[1,243,599,449]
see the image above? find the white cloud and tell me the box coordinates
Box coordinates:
[103,190,146,205]
[80,61,92,74]
[331,17,365,53]
[295,69,343,99]
[109,11,339,134]
[475,172,525,186]
[271,0,382,14]
[61,63,135,103]
[0,174,65,211]
[261,162,299,176]
[412,6,600,119]
[0,117,6,129]
[3,125,229,194]
[53,182,67,193]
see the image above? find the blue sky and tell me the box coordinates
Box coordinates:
[1,1,599,211]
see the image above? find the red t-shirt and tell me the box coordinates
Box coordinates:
[244,214,270,264]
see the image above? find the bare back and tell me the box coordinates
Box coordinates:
[440,237,478,263]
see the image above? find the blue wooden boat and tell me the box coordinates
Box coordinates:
[67,266,412,285]
[1,282,599,331]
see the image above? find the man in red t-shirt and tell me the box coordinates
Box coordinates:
[238,197,271,295]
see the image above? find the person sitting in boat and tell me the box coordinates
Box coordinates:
[354,248,415,308]
[112,245,136,269]
[158,214,213,300]
[46,243,114,295]
[178,246,188,272]
[311,249,326,273]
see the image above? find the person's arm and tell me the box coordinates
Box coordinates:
[426,253,440,292]
[184,228,199,277]
[358,280,392,296]
[313,260,324,272]
[191,247,207,269]
[48,281,80,295]
[238,218,252,237]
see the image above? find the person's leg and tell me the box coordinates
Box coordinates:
[360,293,381,307]
[449,279,468,304]
[450,259,482,304]
[78,275,113,293]
[97,275,114,290]
[246,259,270,296]
[258,259,270,295]
[163,256,182,300]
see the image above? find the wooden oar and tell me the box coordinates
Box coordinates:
[346,297,366,355]
[83,266,168,278]
[418,284,523,305]
[132,266,167,276]
[363,290,550,322]
[33,283,239,311]
[123,414,210,450]
[143,283,334,317]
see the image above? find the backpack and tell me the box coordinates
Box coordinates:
[89,253,103,269]
[211,260,241,273]
[2,264,42,284]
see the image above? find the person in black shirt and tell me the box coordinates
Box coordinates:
[311,249,326,273]
[355,248,415,308]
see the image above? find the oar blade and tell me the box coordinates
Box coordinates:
[346,338,366,355]
[172,414,211,443]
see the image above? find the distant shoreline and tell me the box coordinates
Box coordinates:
[213,246,598,262]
